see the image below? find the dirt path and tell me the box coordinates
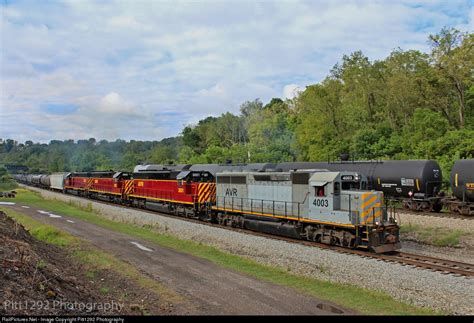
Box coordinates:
[2,203,355,315]
[0,211,172,315]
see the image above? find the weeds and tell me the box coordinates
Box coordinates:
[100,287,109,294]
[401,223,467,247]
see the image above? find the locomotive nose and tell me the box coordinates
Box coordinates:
[384,233,398,244]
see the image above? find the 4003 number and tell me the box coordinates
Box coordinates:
[313,199,329,207]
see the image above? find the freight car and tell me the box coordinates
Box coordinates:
[276,160,443,212]
[12,174,26,184]
[442,159,474,216]
[50,172,70,192]
[39,174,51,188]
[29,174,51,188]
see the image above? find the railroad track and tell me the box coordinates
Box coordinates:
[383,252,474,277]
[229,231,474,278]
[21,185,474,278]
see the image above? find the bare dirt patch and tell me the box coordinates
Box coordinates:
[0,211,174,315]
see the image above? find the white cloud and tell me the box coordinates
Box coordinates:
[106,15,142,30]
[0,0,471,142]
[97,92,139,115]
[283,84,303,100]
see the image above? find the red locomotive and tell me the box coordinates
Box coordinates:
[63,166,216,217]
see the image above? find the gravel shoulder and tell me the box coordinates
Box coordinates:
[21,186,474,315]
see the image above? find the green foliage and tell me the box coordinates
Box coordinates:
[0,137,182,172]
[292,28,472,164]
[0,165,17,190]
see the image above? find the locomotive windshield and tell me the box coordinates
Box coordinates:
[340,173,366,190]
[341,181,360,190]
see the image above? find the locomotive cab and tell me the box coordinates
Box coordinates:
[308,172,370,224]
[308,172,400,252]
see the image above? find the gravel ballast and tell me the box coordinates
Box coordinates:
[24,186,474,315]
[398,211,474,232]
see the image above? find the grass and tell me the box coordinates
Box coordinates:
[0,180,18,191]
[100,287,110,295]
[6,188,441,315]
[400,223,467,247]
[36,259,47,269]
[30,225,75,247]
[0,206,181,304]
[85,271,96,279]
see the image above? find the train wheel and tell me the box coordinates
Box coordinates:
[460,206,470,216]
[432,203,442,213]
[449,204,459,214]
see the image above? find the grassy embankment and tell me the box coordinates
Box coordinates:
[400,223,469,247]
[3,188,440,315]
[0,180,18,191]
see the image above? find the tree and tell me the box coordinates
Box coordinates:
[429,28,473,128]
[239,99,263,118]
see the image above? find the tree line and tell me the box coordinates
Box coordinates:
[1,28,472,186]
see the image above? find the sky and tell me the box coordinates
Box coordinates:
[1,0,473,143]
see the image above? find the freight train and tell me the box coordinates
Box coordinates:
[14,163,401,253]
[12,158,474,253]
[13,158,474,215]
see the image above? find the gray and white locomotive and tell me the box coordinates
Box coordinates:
[213,169,400,253]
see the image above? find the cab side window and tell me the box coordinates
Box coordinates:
[334,182,340,195]
[315,186,326,197]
